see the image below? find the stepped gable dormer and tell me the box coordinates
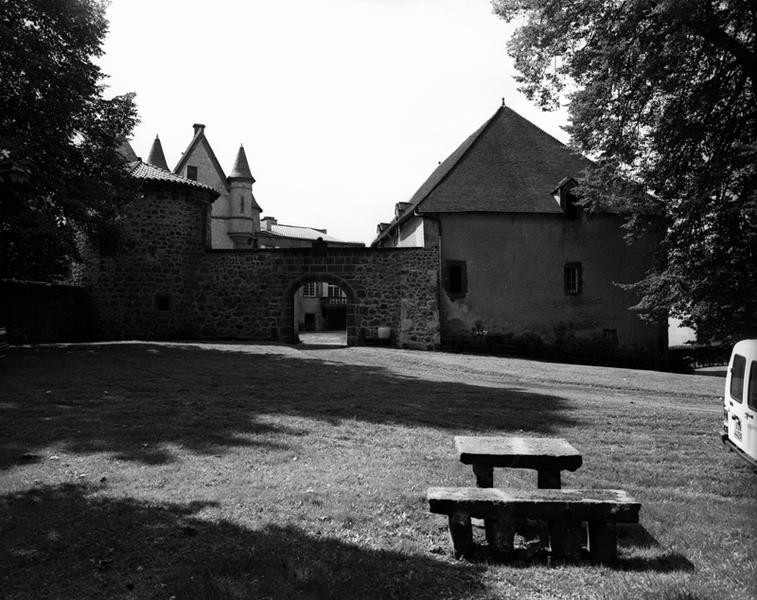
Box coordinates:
[173,123,228,192]
[146,135,169,170]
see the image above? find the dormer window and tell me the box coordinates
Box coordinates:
[552,177,580,219]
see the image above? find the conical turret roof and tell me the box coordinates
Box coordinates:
[228,145,255,182]
[147,135,169,170]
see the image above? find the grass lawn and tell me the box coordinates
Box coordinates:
[1,342,754,600]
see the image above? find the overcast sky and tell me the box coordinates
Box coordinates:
[99,0,570,244]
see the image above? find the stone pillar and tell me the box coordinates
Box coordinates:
[448,511,473,558]
[588,521,617,562]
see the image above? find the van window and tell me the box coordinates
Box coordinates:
[748,360,757,411]
[730,354,746,402]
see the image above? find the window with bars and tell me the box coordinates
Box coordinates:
[302,282,317,297]
[564,262,582,295]
[327,284,346,302]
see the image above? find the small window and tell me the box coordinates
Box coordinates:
[303,282,317,297]
[155,294,171,311]
[603,329,618,347]
[327,284,347,303]
[564,262,582,295]
[444,260,467,298]
[748,361,757,411]
[186,166,198,181]
[730,354,746,403]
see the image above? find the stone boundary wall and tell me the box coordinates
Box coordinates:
[193,246,440,348]
[83,181,441,349]
[0,279,92,344]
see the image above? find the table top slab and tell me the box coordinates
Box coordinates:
[428,486,639,522]
[454,436,582,471]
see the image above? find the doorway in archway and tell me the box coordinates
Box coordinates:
[293,278,350,346]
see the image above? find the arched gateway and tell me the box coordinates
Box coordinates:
[283,273,357,344]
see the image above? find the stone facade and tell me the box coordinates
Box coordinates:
[84,177,440,349]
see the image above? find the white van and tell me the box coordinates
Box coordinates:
[722,339,757,471]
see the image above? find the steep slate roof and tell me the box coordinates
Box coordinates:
[173,124,229,191]
[146,135,169,170]
[118,140,139,162]
[228,145,255,181]
[373,106,592,244]
[415,105,590,213]
[130,161,219,198]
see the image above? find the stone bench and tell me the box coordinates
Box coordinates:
[428,486,640,562]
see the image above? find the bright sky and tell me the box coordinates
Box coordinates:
[99,0,569,245]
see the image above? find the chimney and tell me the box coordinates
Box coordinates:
[262,216,277,231]
[395,202,411,218]
[193,123,206,136]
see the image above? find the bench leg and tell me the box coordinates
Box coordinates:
[537,469,561,489]
[549,519,583,561]
[449,510,473,558]
[588,521,617,562]
[485,508,515,559]
[472,463,494,488]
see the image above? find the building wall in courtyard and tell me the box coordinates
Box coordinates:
[436,212,664,351]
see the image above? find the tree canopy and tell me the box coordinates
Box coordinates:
[0,0,138,282]
[493,0,757,342]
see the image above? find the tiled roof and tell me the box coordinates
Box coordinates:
[261,223,361,244]
[129,161,219,197]
[373,106,593,244]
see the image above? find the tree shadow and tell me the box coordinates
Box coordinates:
[0,343,581,469]
[451,523,694,573]
[0,483,484,600]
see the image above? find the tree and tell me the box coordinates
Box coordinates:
[0,0,139,282]
[493,0,757,343]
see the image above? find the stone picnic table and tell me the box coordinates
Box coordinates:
[454,435,583,489]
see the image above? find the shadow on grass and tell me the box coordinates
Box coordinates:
[0,343,581,469]
[0,483,483,600]
[454,523,694,573]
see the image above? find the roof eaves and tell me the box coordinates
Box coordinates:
[130,161,220,200]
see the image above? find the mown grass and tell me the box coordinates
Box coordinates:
[0,342,754,600]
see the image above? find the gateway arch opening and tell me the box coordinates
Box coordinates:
[293,278,350,346]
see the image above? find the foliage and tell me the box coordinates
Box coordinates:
[492,0,757,342]
[0,0,139,282]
